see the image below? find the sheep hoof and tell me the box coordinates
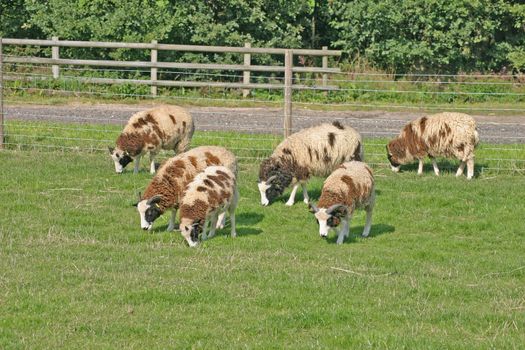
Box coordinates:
[285,201,294,206]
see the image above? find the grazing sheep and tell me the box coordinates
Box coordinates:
[178,166,239,247]
[134,146,237,232]
[258,121,363,206]
[309,161,375,245]
[109,105,194,174]
[386,112,479,179]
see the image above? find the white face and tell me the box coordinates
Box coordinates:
[391,165,400,173]
[136,200,152,230]
[111,152,124,173]
[314,209,331,238]
[258,181,270,206]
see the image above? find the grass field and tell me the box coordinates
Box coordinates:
[1,142,524,348]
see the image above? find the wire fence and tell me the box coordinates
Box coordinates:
[2,58,525,175]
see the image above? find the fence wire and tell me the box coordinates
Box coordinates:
[2,66,525,175]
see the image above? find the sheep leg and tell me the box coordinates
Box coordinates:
[362,206,374,238]
[431,158,440,176]
[417,159,424,175]
[301,183,310,204]
[201,218,209,240]
[285,184,299,206]
[133,155,141,174]
[167,208,178,231]
[229,188,239,237]
[208,214,219,239]
[466,159,475,180]
[456,161,466,177]
[216,211,226,229]
[149,153,156,174]
[336,219,349,245]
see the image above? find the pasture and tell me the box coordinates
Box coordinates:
[1,131,524,349]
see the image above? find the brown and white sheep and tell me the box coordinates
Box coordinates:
[178,166,239,247]
[258,121,363,206]
[134,146,237,232]
[309,161,375,245]
[109,105,194,174]
[386,112,479,179]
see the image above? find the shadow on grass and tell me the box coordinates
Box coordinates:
[237,212,264,225]
[398,159,487,179]
[325,223,395,245]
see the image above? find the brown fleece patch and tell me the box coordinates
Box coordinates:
[207,190,221,208]
[182,121,187,133]
[208,175,226,188]
[388,138,405,162]
[132,118,148,128]
[116,132,144,156]
[444,123,452,136]
[428,135,438,147]
[203,179,214,188]
[188,156,198,168]
[197,186,207,192]
[332,121,344,130]
[205,152,221,166]
[282,148,292,155]
[165,159,186,178]
[215,170,231,179]
[353,141,362,161]
[144,113,165,140]
[323,147,331,163]
[318,190,346,209]
[169,114,177,124]
[315,149,320,161]
[179,199,208,221]
[307,147,313,161]
[402,124,427,158]
[420,117,427,134]
[328,132,336,147]
[457,143,465,152]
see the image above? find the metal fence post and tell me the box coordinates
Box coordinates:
[151,40,158,96]
[243,42,251,98]
[52,36,59,79]
[284,49,293,138]
[0,38,4,149]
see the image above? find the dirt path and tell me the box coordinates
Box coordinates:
[4,103,525,143]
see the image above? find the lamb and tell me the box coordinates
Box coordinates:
[258,121,363,206]
[134,146,237,232]
[178,166,239,247]
[386,112,479,179]
[309,161,375,245]
[109,105,194,174]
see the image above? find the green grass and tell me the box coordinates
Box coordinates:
[4,120,525,175]
[1,145,525,348]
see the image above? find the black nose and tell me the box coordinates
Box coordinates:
[321,235,327,239]
[142,227,149,231]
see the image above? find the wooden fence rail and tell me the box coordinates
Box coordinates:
[0,37,342,138]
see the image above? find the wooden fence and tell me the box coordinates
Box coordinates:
[0,37,342,143]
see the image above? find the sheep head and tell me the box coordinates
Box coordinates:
[109,146,133,173]
[257,158,293,206]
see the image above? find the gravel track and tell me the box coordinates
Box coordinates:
[4,103,525,143]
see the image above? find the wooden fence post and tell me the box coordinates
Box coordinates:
[243,42,251,98]
[0,38,4,149]
[322,46,328,95]
[284,49,293,138]
[151,40,158,96]
[52,36,59,79]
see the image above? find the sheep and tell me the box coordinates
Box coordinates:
[178,166,239,247]
[308,161,375,245]
[386,112,479,179]
[258,121,363,206]
[134,146,237,232]
[109,105,194,174]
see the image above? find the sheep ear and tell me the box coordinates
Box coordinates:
[108,146,114,154]
[326,204,347,217]
[147,195,162,205]
[308,202,318,213]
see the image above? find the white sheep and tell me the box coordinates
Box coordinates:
[386,112,479,179]
[178,166,239,247]
[134,146,237,232]
[109,105,194,174]
[309,161,375,245]
[258,121,363,206]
